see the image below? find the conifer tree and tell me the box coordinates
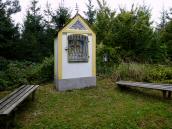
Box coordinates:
[52,6,71,30]
[20,0,44,62]
[159,8,172,61]
[84,0,96,25]
[0,0,21,59]
[157,7,168,30]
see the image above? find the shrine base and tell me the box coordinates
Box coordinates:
[55,77,96,91]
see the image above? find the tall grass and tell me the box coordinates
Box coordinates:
[102,63,172,83]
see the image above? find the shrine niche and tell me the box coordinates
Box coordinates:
[54,14,96,91]
[67,34,88,62]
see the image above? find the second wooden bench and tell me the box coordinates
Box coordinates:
[116,81,172,99]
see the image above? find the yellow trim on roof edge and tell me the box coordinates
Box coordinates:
[62,30,92,34]
[59,15,95,35]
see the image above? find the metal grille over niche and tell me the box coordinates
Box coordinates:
[67,34,89,62]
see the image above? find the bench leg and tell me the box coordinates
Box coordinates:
[162,91,167,99]
[4,111,16,129]
[0,115,9,129]
[168,91,171,99]
[118,85,128,90]
[32,91,36,101]
[11,111,16,127]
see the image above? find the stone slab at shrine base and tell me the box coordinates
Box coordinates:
[55,77,96,91]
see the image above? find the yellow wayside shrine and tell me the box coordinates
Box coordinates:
[54,14,96,91]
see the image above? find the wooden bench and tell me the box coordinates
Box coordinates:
[0,85,39,127]
[116,81,172,99]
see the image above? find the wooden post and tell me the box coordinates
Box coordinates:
[162,91,167,99]
[0,115,9,129]
[118,85,124,90]
[32,91,36,101]
[168,91,171,99]
[11,110,16,127]
[5,111,16,129]
[5,116,9,129]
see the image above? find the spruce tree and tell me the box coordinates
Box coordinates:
[51,6,71,30]
[84,0,96,25]
[0,0,21,59]
[21,0,44,62]
[161,20,172,60]
[43,3,71,58]
[157,8,167,31]
[160,8,172,61]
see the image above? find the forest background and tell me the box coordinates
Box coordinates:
[1,0,172,90]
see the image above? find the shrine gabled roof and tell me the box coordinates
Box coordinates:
[57,13,96,35]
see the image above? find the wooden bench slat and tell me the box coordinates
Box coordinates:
[117,81,172,86]
[0,85,35,114]
[160,86,172,90]
[130,84,166,89]
[0,85,30,110]
[0,85,26,104]
[116,81,172,91]
[0,85,39,115]
[2,85,39,115]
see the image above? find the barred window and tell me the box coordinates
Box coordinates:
[68,34,88,62]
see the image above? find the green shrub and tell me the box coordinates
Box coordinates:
[97,44,121,75]
[0,71,9,91]
[148,65,172,82]
[0,62,28,91]
[0,57,9,71]
[112,63,172,83]
[5,61,29,90]
[0,56,54,91]
[27,56,54,83]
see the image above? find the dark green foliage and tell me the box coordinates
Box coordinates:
[94,0,115,46]
[95,3,167,63]
[0,0,170,64]
[0,56,54,91]
[0,60,29,91]
[50,6,71,30]
[1,0,172,91]
[43,4,71,59]
[148,65,172,81]
[84,0,96,25]
[114,6,153,61]
[113,63,172,83]
[0,1,70,90]
[97,44,121,75]
[27,56,54,83]
[157,8,168,30]
[145,32,167,63]
[0,0,21,59]
[161,20,172,60]
[0,72,9,90]
[19,0,45,62]
[94,0,119,74]
[159,8,172,61]
[17,1,71,62]
[5,62,28,87]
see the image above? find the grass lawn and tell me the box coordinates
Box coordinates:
[1,78,172,129]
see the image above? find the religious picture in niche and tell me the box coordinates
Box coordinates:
[68,34,88,62]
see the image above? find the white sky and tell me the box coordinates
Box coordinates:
[12,0,172,27]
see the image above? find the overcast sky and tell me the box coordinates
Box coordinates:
[12,0,172,26]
